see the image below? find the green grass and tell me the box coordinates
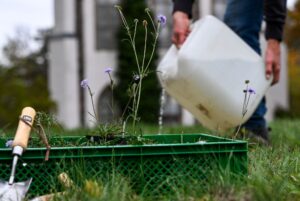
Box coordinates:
[5,119,300,200]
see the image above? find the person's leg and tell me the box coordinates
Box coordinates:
[224,0,263,54]
[223,0,269,141]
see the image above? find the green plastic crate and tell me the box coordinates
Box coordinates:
[0,134,247,197]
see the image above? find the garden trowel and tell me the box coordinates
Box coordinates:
[0,107,36,201]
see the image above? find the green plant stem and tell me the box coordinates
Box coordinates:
[115,6,140,70]
[115,5,161,133]
[234,123,243,138]
[131,21,148,131]
[87,86,99,122]
[121,95,133,120]
[145,8,157,33]
[108,73,114,117]
[144,23,160,73]
[242,83,248,114]
[243,94,252,116]
[131,83,138,130]
[132,79,142,131]
[111,88,114,117]
[141,21,148,71]
[132,18,153,131]
[235,84,254,138]
[130,38,140,72]
[133,19,138,44]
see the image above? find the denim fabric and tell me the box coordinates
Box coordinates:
[224,0,267,129]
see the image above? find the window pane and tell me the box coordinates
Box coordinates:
[95,0,120,50]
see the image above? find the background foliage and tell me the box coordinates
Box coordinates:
[115,0,160,123]
[285,1,300,50]
[0,30,55,127]
[282,1,300,118]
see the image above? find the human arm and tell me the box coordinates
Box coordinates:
[172,0,194,48]
[264,0,287,85]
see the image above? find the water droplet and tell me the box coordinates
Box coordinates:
[158,89,166,134]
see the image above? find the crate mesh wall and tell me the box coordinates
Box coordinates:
[0,134,247,197]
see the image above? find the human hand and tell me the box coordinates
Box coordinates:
[265,39,281,85]
[172,11,190,48]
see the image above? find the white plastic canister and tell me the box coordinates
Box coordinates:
[157,15,272,131]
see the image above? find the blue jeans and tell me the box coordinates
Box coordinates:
[224,0,267,130]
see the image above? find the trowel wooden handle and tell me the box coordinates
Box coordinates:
[12,107,36,149]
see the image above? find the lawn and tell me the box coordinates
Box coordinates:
[2,119,300,201]
[34,119,300,201]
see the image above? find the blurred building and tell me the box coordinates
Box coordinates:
[49,0,288,128]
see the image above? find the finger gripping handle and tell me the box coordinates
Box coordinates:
[12,107,36,149]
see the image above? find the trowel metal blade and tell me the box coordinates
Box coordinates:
[0,178,32,201]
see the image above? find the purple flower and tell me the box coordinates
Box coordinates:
[157,14,167,26]
[80,79,89,89]
[104,67,112,74]
[5,140,13,148]
[248,88,256,94]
